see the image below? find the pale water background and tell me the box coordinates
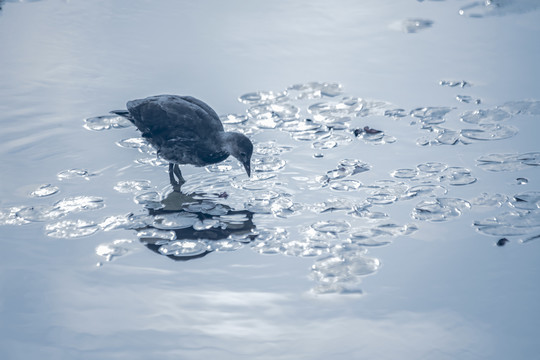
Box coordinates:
[1,0,540,359]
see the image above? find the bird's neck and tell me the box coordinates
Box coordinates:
[217,131,237,155]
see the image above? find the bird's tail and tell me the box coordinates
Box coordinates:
[110,109,131,118]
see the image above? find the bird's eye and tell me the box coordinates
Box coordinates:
[240,152,246,157]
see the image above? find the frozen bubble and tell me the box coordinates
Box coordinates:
[459,1,540,18]
[251,228,288,255]
[153,212,198,230]
[391,168,418,179]
[501,100,540,115]
[517,177,529,185]
[193,218,220,231]
[402,185,448,199]
[205,163,234,173]
[456,95,480,104]
[158,240,209,257]
[367,193,398,205]
[220,114,248,124]
[461,124,518,141]
[281,119,322,133]
[510,191,540,210]
[252,156,286,172]
[0,207,31,225]
[338,159,371,175]
[330,180,362,191]
[134,191,161,204]
[53,196,105,213]
[402,18,433,33]
[248,103,300,121]
[220,213,252,229]
[15,205,64,222]
[310,198,357,213]
[100,213,153,231]
[114,180,152,193]
[417,162,447,173]
[412,198,471,222]
[441,167,477,186]
[470,193,508,207]
[282,239,328,257]
[308,97,365,117]
[311,254,380,294]
[313,153,324,158]
[137,229,177,241]
[439,80,470,88]
[84,115,132,131]
[312,220,351,234]
[239,90,288,105]
[207,239,244,252]
[435,127,460,145]
[271,197,295,217]
[312,139,337,150]
[460,109,511,124]
[96,239,132,261]
[45,219,99,238]
[410,107,453,125]
[474,211,540,237]
[519,152,540,166]
[30,184,59,197]
[57,168,95,180]
[255,142,293,155]
[476,153,528,172]
[384,108,408,118]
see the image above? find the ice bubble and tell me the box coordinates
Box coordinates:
[460,108,511,124]
[46,219,99,238]
[30,184,59,197]
[252,156,286,172]
[158,240,209,257]
[312,220,351,234]
[410,107,453,125]
[114,180,152,193]
[412,198,471,222]
[84,115,132,131]
[57,168,95,180]
[153,212,198,230]
[96,239,132,261]
[461,124,518,141]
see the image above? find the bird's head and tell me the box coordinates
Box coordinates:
[227,132,253,177]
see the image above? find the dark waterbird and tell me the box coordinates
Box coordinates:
[118,95,253,188]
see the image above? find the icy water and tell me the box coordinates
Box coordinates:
[1,0,540,359]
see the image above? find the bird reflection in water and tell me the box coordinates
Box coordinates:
[138,189,256,261]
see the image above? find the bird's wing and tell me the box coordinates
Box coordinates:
[126,95,224,143]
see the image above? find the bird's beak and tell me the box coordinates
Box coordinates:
[243,162,251,177]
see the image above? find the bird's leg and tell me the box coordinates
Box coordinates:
[168,163,178,185]
[173,164,185,185]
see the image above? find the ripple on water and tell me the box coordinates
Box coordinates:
[401,18,433,33]
[46,219,100,238]
[30,184,59,197]
[412,197,471,222]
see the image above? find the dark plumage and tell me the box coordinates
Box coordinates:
[124,95,253,187]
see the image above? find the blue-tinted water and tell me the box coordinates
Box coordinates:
[1,0,540,359]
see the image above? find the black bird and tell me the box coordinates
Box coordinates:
[123,95,253,187]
